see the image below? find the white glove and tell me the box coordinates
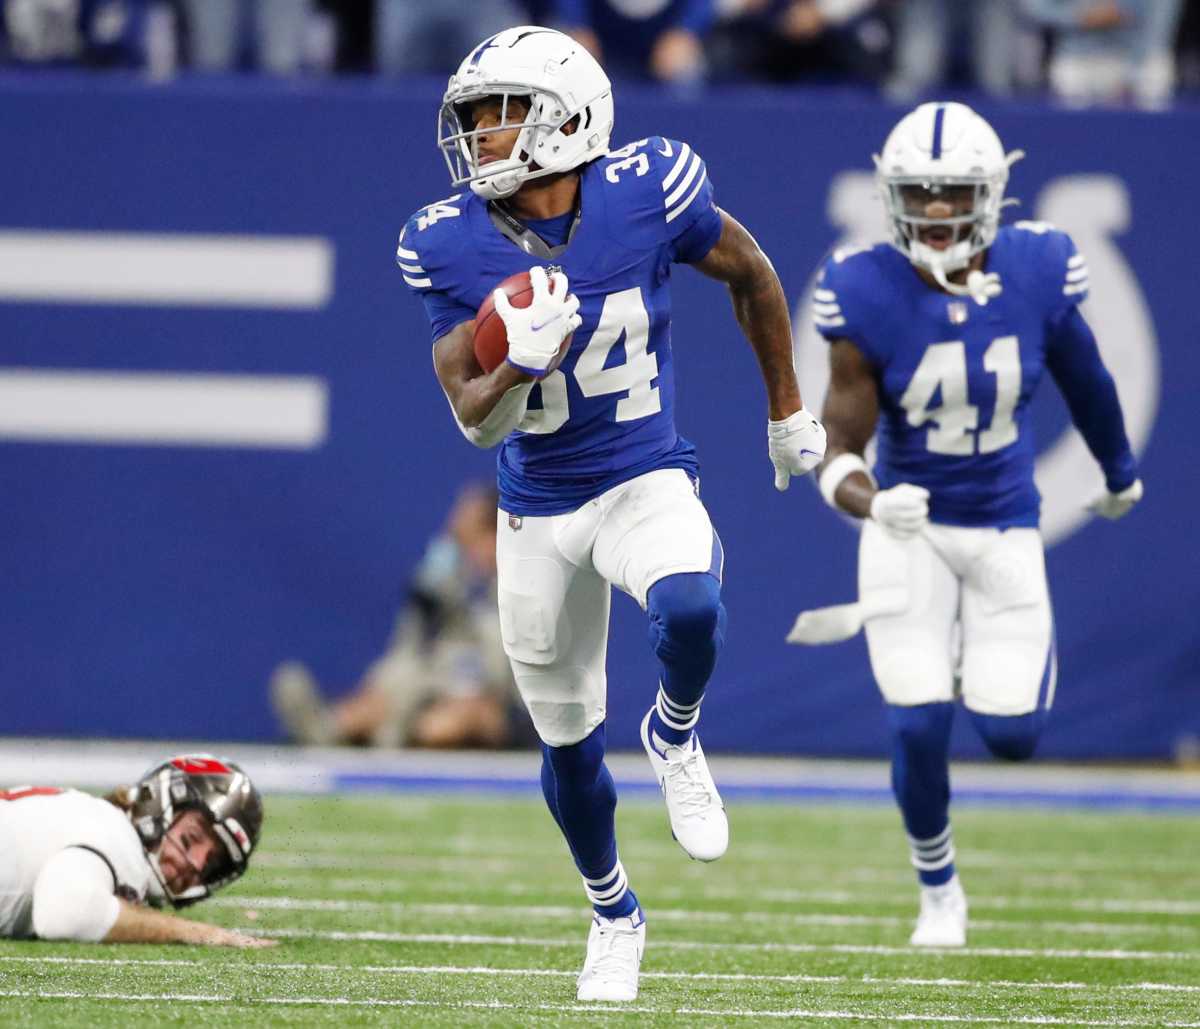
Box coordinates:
[494,266,581,377]
[768,407,827,491]
[1087,478,1143,520]
[869,483,930,540]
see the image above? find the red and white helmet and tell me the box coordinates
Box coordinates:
[438,26,614,200]
[129,754,263,907]
[874,102,1024,285]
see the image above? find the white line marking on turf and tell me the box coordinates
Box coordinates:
[3,990,1197,1026]
[247,870,1200,917]
[6,956,1199,995]
[248,928,1200,961]
[211,896,1199,937]
[295,834,1200,874]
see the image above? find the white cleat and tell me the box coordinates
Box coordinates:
[576,909,645,1002]
[910,875,968,947]
[640,708,729,862]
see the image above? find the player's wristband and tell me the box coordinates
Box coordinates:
[818,453,875,509]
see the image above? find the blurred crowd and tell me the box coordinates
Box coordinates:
[1,0,1198,107]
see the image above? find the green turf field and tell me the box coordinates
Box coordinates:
[2,792,1198,1027]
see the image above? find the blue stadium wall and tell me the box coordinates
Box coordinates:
[2,75,1196,759]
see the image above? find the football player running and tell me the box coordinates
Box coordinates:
[790,102,1142,947]
[0,755,272,947]
[397,26,825,1001]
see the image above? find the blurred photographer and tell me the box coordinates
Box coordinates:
[271,483,531,749]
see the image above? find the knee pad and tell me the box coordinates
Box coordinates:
[513,661,604,748]
[646,572,725,661]
[970,710,1045,762]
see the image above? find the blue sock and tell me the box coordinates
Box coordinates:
[887,702,957,887]
[541,722,639,918]
[646,572,726,748]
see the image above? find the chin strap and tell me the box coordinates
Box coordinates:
[930,260,1003,306]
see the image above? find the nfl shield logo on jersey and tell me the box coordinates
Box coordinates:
[947,301,969,325]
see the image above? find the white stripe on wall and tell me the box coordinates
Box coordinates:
[0,370,327,449]
[0,231,333,308]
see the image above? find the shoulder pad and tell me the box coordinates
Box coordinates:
[812,244,892,345]
[396,193,473,294]
[645,137,712,228]
[1009,221,1089,310]
[595,136,715,239]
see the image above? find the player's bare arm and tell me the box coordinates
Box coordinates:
[817,337,929,539]
[104,898,275,948]
[693,209,827,489]
[693,209,802,421]
[818,338,879,519]
[432,320,533,430]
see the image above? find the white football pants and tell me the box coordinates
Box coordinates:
[497,469,723,747]
[860,519,1055,716]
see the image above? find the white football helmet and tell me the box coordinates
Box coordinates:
[439,26,614,201]
[874,102,1023,297]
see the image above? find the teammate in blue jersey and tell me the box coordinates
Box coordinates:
[789,102,1143,947]
[397,26,825,1002]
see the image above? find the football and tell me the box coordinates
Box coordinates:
[473,270,574,375]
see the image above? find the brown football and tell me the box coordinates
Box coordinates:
[474,270,573,376]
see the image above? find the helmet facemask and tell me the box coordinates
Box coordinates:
[438,85,592,201]
[882,177,1002,277]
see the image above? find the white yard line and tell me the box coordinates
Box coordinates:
[209,895,1200,937]
[246,927,1200,961]
[293,834,1200,874]
[2,989,1197,1026]
[5,956,1199,995]
[244,871,1200,917]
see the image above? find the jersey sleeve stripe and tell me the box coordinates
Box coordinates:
[403,274,433,288]
[665,171,708,224]
[813,300,842,315]
[814,314,846,327]
[664,153,703,210]
[1066,266,1088,283]
[1067,254,1086,268]
[396,243,419,261]
[661,143,693,192]
[1063,280,1089,296]
[398,261,426,275]
[814,288,837,302]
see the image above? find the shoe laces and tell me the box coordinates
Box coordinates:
[587,919,641,981]
[662,745,715,816]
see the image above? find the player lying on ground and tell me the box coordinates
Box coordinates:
[0,754,273,947]
[397,25,825,1002]
[789,102,1142,947]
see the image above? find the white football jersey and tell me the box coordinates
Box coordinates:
[0,787,158,938]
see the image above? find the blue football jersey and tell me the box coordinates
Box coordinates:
[814,224,1092,528]
[398,137,723,516]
